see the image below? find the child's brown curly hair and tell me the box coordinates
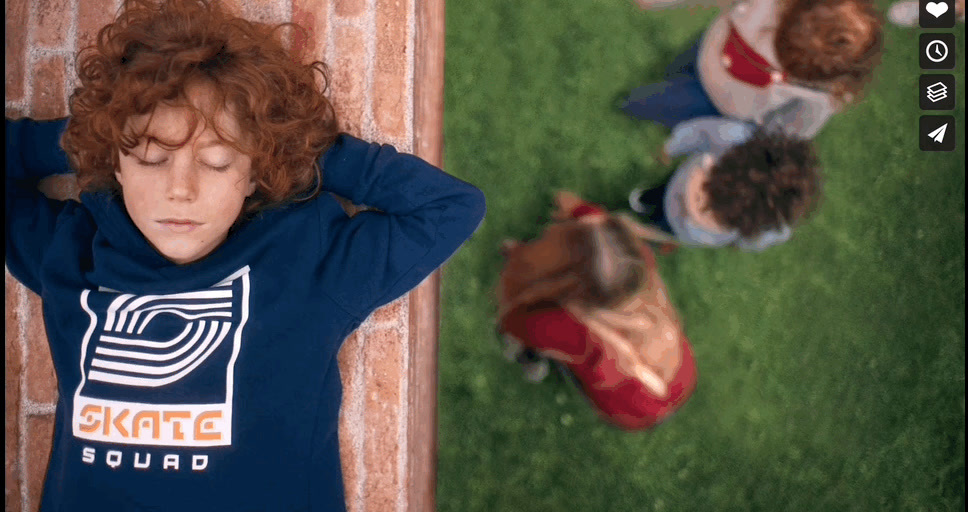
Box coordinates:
[704,129,822,239]
[62,0,339,212]
[775,0,883,101]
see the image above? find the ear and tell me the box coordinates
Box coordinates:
[115,168,125,187]
[246,179,257,197]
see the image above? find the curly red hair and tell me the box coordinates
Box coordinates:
[775,0,883,101]
[62,0,339,212]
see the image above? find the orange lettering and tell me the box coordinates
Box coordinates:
[194,411,222,442]
[78,405,102,433]
[102,407,112,436]
[163,411,192,440]
[112,409,130,438]
[132,411,161,440]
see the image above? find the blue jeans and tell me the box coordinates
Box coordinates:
[621,39,720,129]
[631,182,674,234]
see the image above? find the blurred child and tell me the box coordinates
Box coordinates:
[624,0,883,138]
[628,117,822,251]
[887,0,964,26]
[497,191,696,431]
[5,0,485,510]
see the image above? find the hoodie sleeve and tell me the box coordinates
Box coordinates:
[316,134,487,318]
[664,117,754,158]
[5,118,74,294]
[734,224,793,252]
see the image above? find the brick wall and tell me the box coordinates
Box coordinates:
[4,0,444,510]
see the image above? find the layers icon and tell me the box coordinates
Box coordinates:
[926,81,948,102]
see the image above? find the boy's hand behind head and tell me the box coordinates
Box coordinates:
[657,146,671,167]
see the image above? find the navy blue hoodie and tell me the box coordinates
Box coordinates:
[5,118,486,511]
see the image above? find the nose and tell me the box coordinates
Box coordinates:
[166,157,199,202]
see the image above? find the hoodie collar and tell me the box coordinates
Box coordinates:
[80,191,268,295]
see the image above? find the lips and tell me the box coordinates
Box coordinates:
[157,219,202,233]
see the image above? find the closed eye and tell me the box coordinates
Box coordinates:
[136,157,167,167]
[203,163,231,172]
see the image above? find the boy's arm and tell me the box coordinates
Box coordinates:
[316,134,486,316]
[760,97,833,139]
[5,118,75,294]
[734,225,793,252]
[551,190,606,220]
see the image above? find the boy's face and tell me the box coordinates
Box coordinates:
[116,88,256,265]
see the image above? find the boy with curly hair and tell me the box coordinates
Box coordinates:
[629,117,821,251]
[5,0,485,509]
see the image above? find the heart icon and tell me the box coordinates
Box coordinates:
[926,1,948,17]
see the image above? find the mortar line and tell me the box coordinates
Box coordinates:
[65,0,80,102]
[363,0,376,143]
[396,5,418,501]
[18,281,31,512]
[396,298,410,512]
[355,321,374,512]
[403,0,415,152]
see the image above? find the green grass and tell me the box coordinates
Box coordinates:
[438,1,965,510]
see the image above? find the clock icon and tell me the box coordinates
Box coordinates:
[926,40,949,62]
[920,33,955,69]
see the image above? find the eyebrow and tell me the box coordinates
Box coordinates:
[141,138,232,151]
[195,139,232,149]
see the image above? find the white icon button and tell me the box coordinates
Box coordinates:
[926,40,949,63]
[927,123,947,143]
[925,1,949,17]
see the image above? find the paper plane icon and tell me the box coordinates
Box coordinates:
[928,123,947,143]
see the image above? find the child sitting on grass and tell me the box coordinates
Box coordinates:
[628,116,822,251]
[497,191,696,431]
[5,0,485,510]
[624,0,883,138]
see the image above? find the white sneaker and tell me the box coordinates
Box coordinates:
[521,359,550,383]
[888,0,919,27]
[501,334,524,362]
[629,187,647,213]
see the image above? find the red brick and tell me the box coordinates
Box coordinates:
[373,0,410,140]
[25,292,58,405]
[330,25,366,136]
[337,331,361,388]
[32,54,69,119]
[369,296,406,325]
[335,0,366,18]
[6,106,27,119]
[338,414,360,512]
[5,274,23,512]
[77,0,118,49]
[292,0,329,61]
[221,0,247,16]
[25,415,55,512]
[337,331,362,512]
[38,174,80,202]
[362,328,404,510]
[233,0,288,24]
[363,396,400,511]
[363,328,405,401]
[33,0,72,48]
[5,0,28,103]
[289,4,314,61]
